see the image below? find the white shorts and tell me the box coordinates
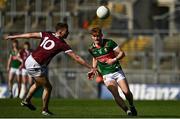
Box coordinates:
[25,55,47,77]
[103,70,126,83]
[9,67,21,75]
[21,68,28,76]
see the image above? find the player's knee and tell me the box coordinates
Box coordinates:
[34,82,40,87]
[46,83,52,91]
[123,90,132,97]
[108,88,120,98]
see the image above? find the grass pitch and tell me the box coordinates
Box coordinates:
[0,98,180,118]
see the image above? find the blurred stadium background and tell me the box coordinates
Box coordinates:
[0,0,180,100]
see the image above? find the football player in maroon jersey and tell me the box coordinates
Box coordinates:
[5,22,96,116]
[19,41,33,99]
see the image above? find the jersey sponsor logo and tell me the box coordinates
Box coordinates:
[12,56,18,60]
[96,51,115,63]
[104,48,108,52]
[99,49,103,54]
[98,48,108,54]
[40,37,55,50]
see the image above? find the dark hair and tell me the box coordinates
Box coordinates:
[12,40,19,48]
[90,27,102,36]
[12,39,18,44]
[24,41,30,47]
[55,22,68,31]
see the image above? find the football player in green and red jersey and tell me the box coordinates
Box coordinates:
[88,27,137,116]
[7,40,22,98]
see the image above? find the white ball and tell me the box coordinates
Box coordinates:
[96,6,110,19]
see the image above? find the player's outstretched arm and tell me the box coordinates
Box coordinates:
[67,51,97,79]
[66,51,92,69]
[87,58,98,80]
[4,33,41,40]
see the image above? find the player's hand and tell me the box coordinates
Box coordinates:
[87,68,97,80]
[3,34,9,40]
[87,71,95,80]
[106,58,116,65]
[4,35,14,40]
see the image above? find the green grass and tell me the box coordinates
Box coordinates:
[0,98,180,118]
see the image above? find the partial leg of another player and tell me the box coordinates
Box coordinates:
[104,79,132,115]
[22,75,28,99]
[21,69,34,99]
[21,77,38,110]
[28,76,33,86]
[16,74,22,98]
[117,79,137,116]
[8,71,14,98]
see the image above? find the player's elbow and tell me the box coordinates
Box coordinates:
[120,52,125,59]
[122,52,125,57]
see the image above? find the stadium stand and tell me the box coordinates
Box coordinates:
[121,36,152,67]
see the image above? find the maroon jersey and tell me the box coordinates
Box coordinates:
[20,49,32,68]
[32,32,72,66]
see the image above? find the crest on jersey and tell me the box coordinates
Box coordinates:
[104,48,107,52]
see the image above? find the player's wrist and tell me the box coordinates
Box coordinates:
[114,57,118,61]
[86,64,92,69]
